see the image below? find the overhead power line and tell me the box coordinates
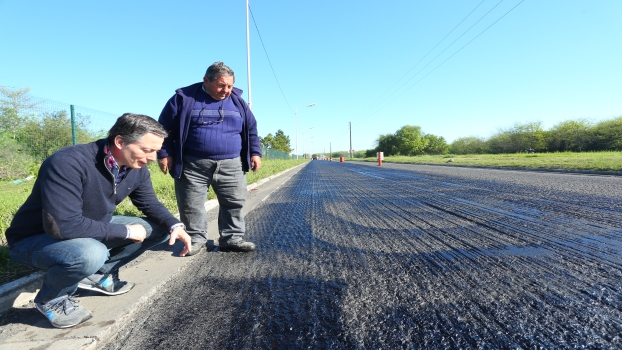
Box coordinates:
[353,0,525,126]
[350,0,489,124]
[248,6,294,113]
[399,0,526,98]
[354,0,508,125]
[391,0,506,97]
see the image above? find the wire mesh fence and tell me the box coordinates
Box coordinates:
[0,87,119,180]
[261,146,291,160]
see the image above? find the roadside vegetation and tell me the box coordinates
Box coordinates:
[350,151,622,172]
[321,117,622,160]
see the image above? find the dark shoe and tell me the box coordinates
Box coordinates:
[185,242,206,256]
[77,273,134,296]
[36,295,93,328]
[219,240,256,252]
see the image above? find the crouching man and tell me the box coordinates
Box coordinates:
[5,113,192,328]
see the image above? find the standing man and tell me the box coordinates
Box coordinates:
[157,62,261,255]
[6,113,192,328]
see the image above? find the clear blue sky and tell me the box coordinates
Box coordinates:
[1,1,621,155]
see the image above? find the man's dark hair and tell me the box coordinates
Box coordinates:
[107,113,168,144]
[205,62,235,82]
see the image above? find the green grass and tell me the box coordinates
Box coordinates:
[351,151,622,172]
[0,179,41,283]
[0,180,35,245]
[0,246,38,285]
[113,159,309,216]
[0,159,308,284]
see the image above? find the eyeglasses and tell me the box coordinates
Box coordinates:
[199,105,224,125]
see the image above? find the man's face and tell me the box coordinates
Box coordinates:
[203,74,234,100]
[113,132,164,169]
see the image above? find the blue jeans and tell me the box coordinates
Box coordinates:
[9,216,168,304]
[175,156,247,245]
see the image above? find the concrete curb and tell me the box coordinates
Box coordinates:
[0,163,308,322]
[0,272,45,314]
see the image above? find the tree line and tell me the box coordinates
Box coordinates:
[357,117,622,157]
[259,129,296,160]
[260,129,292,154]
[3,86,620,175]
[449,118,622,155]
[363,125,449,157]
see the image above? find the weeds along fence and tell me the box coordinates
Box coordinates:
[261,146,291,160]
[1,87,128,180]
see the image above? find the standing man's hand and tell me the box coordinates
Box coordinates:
[158,156,173,175]
[169,227,192,257]
[251,156,262,172]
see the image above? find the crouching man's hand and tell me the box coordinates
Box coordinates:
[169,227,192,257]
[127,225,147,243]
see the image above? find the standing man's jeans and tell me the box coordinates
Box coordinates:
[175,156,247,245]
[9,216,168,304]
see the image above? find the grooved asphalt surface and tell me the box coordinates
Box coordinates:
[104,161,622,349]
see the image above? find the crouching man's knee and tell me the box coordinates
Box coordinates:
[62,238,110,276]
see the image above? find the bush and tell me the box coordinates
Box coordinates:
[0,137,39,180]
[0,181,34,244]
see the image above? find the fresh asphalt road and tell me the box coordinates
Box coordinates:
[104,161,622,349]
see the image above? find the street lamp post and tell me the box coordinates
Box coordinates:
[296,103,315,159]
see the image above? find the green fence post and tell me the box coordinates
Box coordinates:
[70,105,77,145]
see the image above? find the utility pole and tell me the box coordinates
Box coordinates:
[349,122,353,159]
[246,0,252,110]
